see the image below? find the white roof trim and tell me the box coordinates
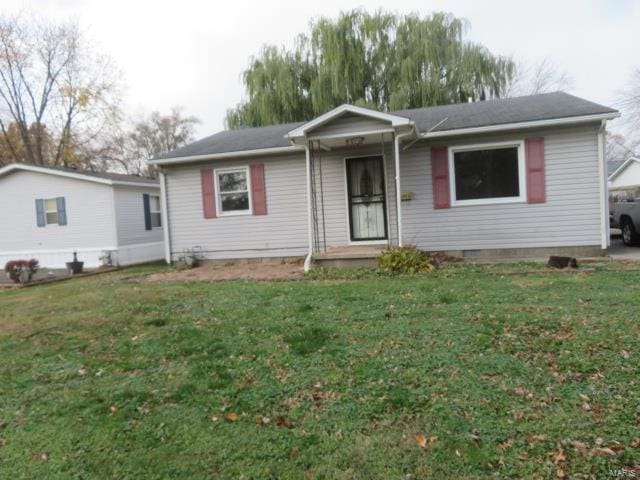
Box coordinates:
[148,145,304,166]
[419,112,621,140]
[286,104,413,139]
[608,156,640,181]
[0,163,159,188]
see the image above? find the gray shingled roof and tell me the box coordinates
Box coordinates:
[607,159,626,176]
[2,163,159,185]
[156,92,617,160]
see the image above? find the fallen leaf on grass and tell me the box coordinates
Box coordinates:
[527,434,548,442]
[556,467,566,478]
[497,439,514,452]
[289,447,298,460]
[275,416,294,428]
[631,438,640,448]
[0,439,6,447]
[552,448,566,464]
[225,412,238,422]
[256,416,270,426]
[414,434,437,449]
[592,447,616,457]
[415,434,427,449]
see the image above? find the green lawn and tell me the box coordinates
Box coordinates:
[0,263,639,479]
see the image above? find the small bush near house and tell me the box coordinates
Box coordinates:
[4,259,39,284]
[378,245,435,274]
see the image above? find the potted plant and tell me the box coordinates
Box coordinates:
[66,252,84,275]
[4,259,39,284]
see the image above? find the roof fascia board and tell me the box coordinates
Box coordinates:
[419,112,621,141]
[608,156,640,181]
[0,163,157,187]
[148,145,304,166]
[286,104,412,139]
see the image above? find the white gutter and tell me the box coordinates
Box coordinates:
[303,143,314,272]
[148,146,304,166]
[597,120,609,250]
[159,171,172,264]
[394,130,414,247]
[419,112,620,140]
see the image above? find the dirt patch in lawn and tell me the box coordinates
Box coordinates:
[146,259,305,283]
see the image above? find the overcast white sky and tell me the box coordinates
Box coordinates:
[5,0,639,137]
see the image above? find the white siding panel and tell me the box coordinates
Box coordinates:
[309,142,398,248]
[400,124,603,251]
[310,114,392,137]
[113,185,164,246]
[0,171,116,253]
[165,154,309,260]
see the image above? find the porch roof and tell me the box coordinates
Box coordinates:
[151,92,618,164]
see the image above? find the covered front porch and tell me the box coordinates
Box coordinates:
[285,105,419,270]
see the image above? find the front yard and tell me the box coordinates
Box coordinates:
[0,263,639,478]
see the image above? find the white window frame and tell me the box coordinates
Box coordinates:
[149,195,162,229]
[449,140,527,207]
[214,166,253,216]
[44,198,59,225]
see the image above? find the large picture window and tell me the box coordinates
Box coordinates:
[215,167,251,215]
[450,142,525,205]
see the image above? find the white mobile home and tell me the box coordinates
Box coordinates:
[0,164,164,268]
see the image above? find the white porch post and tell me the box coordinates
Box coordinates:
[303,141,314,272]
[394,133,403,247]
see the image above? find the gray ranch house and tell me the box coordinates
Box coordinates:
[0,163,164,268]
[150,92,619,269]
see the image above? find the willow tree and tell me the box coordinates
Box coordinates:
[226,10,515,128]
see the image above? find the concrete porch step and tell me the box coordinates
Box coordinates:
[312,245,386,268]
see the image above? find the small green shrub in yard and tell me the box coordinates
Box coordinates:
[378,245,435,274]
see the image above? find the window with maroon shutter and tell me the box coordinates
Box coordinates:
[250,164,267,215]
[449,141,527,206]
[200,169,217,218]
[525,138,546,204]
[431,146,450,209]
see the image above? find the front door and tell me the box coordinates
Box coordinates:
[346,156,388,241]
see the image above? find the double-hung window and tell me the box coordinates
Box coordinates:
[215,167,251,215]
[150,195,162,228]
[450,141,526,206]
[44,198,59,224]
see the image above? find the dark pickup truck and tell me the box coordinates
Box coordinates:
[611,201,640,246]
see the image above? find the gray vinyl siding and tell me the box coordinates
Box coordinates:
[0,170,116,251]
[162,122,604,260]
[310,114,392,138]
[165,154,308,260]
[113,185,164,246]
[401,124,603,251]
[309,142,398,248]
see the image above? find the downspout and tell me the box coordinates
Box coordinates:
[597,119,609,250]
[394,130,414,247]
[303,142,314,272]
[159,171,172,264]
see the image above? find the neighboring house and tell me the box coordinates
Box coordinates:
[0,163,164,268]
[150,92,619,269]
[608,157,640,199]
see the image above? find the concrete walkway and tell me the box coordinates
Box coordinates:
[607,236,640,261]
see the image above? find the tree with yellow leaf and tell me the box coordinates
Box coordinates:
[0,14,121,168]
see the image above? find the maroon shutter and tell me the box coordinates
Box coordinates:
[250,164,267,215]
[525,138,545,204]
[200,169,217,218]
[431,146,450,209]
